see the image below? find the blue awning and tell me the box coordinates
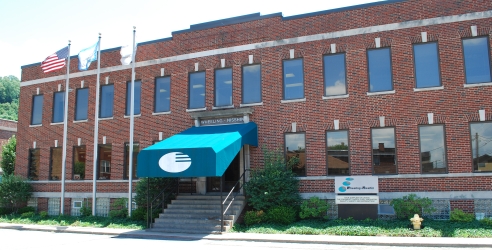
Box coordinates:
[137,122,258,178]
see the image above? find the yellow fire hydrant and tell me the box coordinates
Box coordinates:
[410,214,424,230]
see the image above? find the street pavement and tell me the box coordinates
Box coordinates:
[0,222,491,248]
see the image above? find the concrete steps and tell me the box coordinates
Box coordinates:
[148,194,245,234]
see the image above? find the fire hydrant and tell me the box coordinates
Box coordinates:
[410,214,424,230]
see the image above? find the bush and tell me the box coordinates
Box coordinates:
[0,207,11,215]
[0,175,32,213]
[134,177,178,222]
[20,211,35,218]
[450,209,475,222]
[481,217,492,226]
[299,197,329,219]
[80,205,92,217]
[1,135,16,176]
[244,210,265,226]
[266,206,297,225]
[390,194,435,219]
[131,207,146,221]
[245,147,301,211]
[18,206,35,214]
[39,211,48,218]
[109,198,128,218]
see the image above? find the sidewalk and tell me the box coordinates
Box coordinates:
[1,222,491,248]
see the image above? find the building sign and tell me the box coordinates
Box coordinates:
[336,195,379,204]
[335,176,378,194]
[200,116,244,126]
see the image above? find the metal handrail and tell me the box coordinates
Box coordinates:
[147,178,179,228]
[220,169,249,232]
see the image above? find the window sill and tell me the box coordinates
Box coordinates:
[281,98,306,103]
[414,86,444,92]
[98,117,114,121]
[323,94,349,100]
[50,122,64,125]
[73,119,88,123]
[367,90,395,96]
[186,107,207,112]
[29,124,42,127]
[152,111,171,115]
[212,105,234,110]
[464,82,492,88]
[124,114,142,118]
[240,102,263,107]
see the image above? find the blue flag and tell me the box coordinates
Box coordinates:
[78,42,99,71]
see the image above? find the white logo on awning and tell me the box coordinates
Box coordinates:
[159,152,192,173]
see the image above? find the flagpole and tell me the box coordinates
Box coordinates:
[92,33,102,216]
[60,40,71,215]
[128,26,136,217]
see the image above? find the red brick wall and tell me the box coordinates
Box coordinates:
[450,200,475,214]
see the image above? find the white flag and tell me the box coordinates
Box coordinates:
[120,44,135,65]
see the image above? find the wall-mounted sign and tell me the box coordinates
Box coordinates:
[336,195,379,204]
[200,116,244,126]
[335,176,378,194]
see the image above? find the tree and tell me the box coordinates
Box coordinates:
[0,75,20,121]
[0,175,32,213]
[1,135,16,176]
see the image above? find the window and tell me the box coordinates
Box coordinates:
[371,127,396,174]
[419,125,446,174]
[125,80,141,116]
[470,122,492,172]
[242,64,261,104]
[154,76,170,113]
[283,58,304,100]
[73,146,86,180]
[28,148,40,180]
[413,42,441,88]
[189,72,206,109]
[324,54,347,96]
[49,147,62,180]
[367,48,393,92]
[215,68,233,107]
[97,144,112,180]
[285,133,306,176]
[31,95,43,125]
[52,92,65,123]
[462,37,492,84]
[99,84,114,118]
[123,142,139,179]
[74,88,89,121]
[326,131,349,175]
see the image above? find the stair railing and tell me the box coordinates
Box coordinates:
[221,168,249,232]
[147,178,179,228]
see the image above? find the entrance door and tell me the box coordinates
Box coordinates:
[207,151,240,192]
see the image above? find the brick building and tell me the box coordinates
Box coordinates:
[17,0,492,219]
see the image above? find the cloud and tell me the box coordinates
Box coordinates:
[325,80,346,95]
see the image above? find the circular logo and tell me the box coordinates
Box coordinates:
[342,181,351,186]
[338,186,347,192]
[346,178,354,181]
[159,152,192,173]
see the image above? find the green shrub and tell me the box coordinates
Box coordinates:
[131,207,146,221]
[299,197,329,219]
[18,206,35,214]
[266,206,297,225]
[39,211,48,218]
[390,194,435,219]
[481,217,492,226]
[109,198,128,218]
[244,210,265,226]
[80,205,92,217]
[0,207,11,215]
[1,135,16,176]
[20,211,35,218]
[0,174,32,213]
[450,209,475,222]
[245,147,301,211]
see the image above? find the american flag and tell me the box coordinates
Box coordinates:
[41,46,69,73]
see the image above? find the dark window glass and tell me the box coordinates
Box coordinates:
[123,143,139,180]
[327,131,349,175]
[28,148,40,180]
[324,54,347,96]
[31,95,43,125]
[52,92,65,123]
[189,72,206,109]
[285,133,306,176]
[215,68,233,107]
[49,147,62,180]
[97,144,112,180]
[125,80,141,116]
[368,48,393,92]
[372,127,397,174]
[73,146,86,180]
[419,125,446,174]
[100,85,114,118]
[470,122,492,172]
[75,88,89,121]
[414,42,441,88]
[154,77,170,113]
[242,64,261,104]
[463,37,492,84]
[283,59,304,100]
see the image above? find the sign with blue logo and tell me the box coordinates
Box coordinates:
[335,176,378,194]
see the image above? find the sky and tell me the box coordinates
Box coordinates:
[0,0,382,80]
